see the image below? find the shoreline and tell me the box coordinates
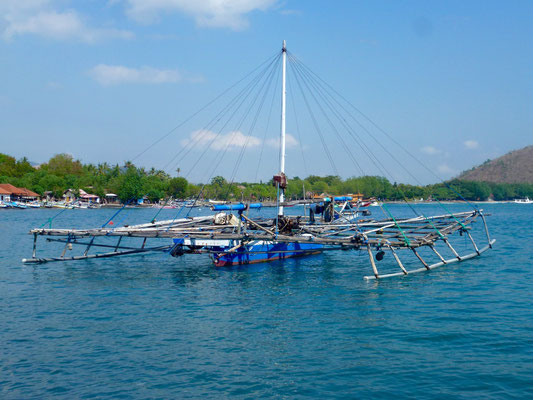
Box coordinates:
[2,200,528,211]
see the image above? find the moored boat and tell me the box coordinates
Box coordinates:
[23,41,495,280]
[514,197,532,204]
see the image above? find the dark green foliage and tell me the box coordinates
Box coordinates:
[42,153,83,176]
[0,154,35,178]
[146,188,165,203]
[117,167,144,203]
[167,177,188,199]
[1,152,533,203]
[211,176,227,188]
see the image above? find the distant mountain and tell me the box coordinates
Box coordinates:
[457,146,533,184]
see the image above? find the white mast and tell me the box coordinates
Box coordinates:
[279,39,287,216]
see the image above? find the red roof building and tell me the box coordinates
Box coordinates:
[0,186,11,202]
[79,189,100,201]
[0,184,40,200]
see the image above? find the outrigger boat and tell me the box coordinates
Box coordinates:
[23,41,495,279]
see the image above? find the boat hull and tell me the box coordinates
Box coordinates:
[214,242,323,267]
[172,238,323,267]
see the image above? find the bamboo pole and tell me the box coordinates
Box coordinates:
[464,229,480,256]
[22,246,169,264]
[114,236,122,252]
[32,233,37,258]
[480,212,492,248]
[364,239,496,280]
[444,238,461,260]
[47,237,156,251]
[83,237,95,256]
[411,247,429,270]
[60,236,71,258]
[430,245,446,264]
[388,245,407,275]
[366,243,379,279]
[240,214,276,235]
[25,211,478,251]
[225,241,245,253]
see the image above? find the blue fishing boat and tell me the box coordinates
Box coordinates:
[173,237,323,266]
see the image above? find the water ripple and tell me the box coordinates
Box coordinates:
[1,204,532,399]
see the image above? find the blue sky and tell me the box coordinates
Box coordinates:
[1,0,532,184]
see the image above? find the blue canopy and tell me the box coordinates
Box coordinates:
[323,196,352,202]
[333,196,352,201]
[212,203,262,211]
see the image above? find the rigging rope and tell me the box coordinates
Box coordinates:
[286,76,309,179]
[183,53,282,180]
[289,54,420,219]
[102,53,282,229]
[162,54,281,175]
[289,53,474,224]
[131,51,280,164]
[255,56,282,182]
[288,56,365,177]
[181,52,283,218]
[289,52,478,211]
[223,54,281,201]
[289,58,339,177]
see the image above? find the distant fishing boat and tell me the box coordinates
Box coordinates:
[23,41,495,279]
[208,199,228,205]
[514,197,532,204]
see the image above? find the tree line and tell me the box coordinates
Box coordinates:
[1,153,532,203]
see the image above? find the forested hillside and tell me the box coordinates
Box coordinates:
[1,153,532,202]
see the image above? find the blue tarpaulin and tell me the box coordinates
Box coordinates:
[212,203,262,211]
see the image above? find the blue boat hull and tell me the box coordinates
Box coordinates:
[213,242,324,267]
[172,238,324,267]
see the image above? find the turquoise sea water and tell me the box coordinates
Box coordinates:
[1,204,532,399]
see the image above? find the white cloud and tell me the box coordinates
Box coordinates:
[1,1,133,42]
[182,129,262,151]
[125,0,277,30]
[421,145,440,155]
[266,133,298,148]
[0,0,49,13]
[89,64,193,86]
[464,140,479,150]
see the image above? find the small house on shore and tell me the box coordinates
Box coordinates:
[63,189,77,203]
[0,187,11,202]
[0,183,40,201]
[43,191,54,201]
[79,189,100,203]
[105,193,119,204]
